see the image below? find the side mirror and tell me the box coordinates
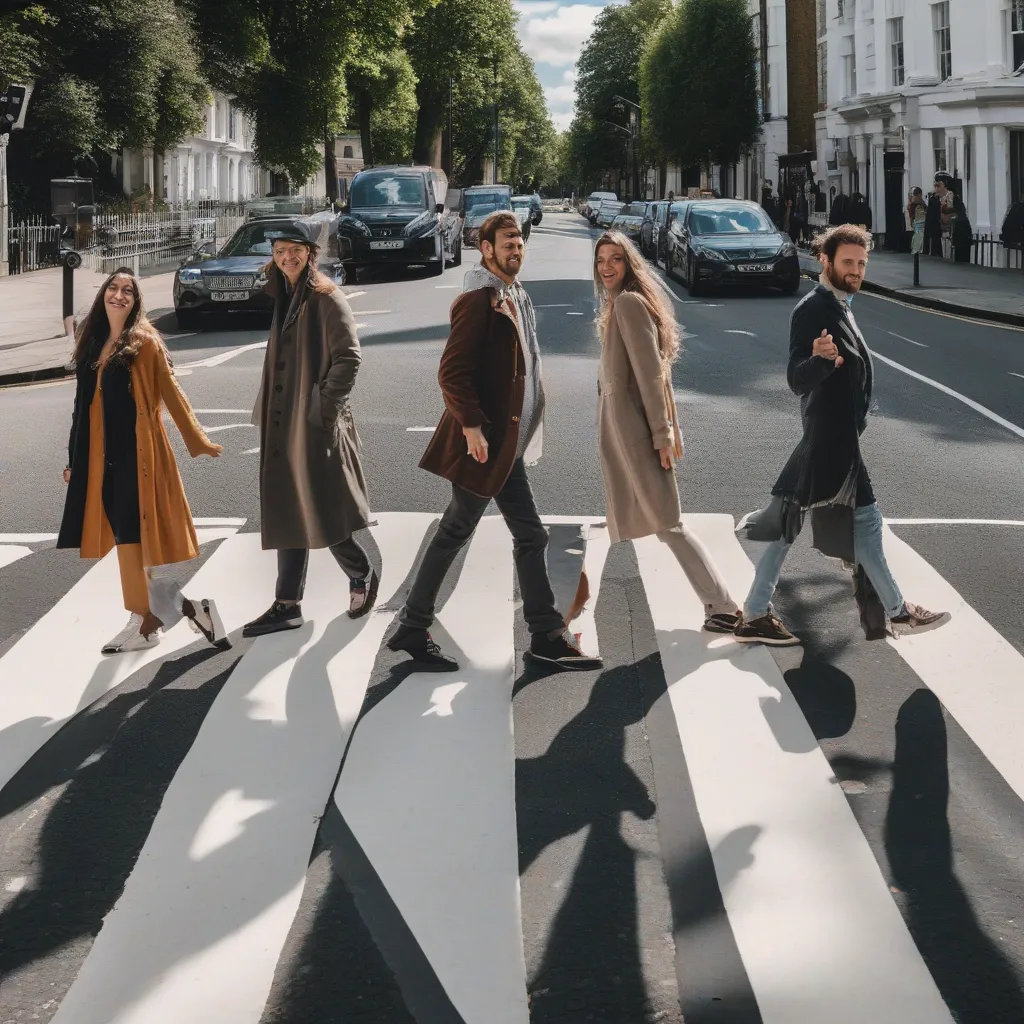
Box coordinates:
[197,240,216,257]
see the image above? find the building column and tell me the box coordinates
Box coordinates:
[870,133,886,235]
[972,125,992,235]
[854,134,868,197]
[991,126,1010,241]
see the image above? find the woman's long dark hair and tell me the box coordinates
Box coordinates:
[71,266,164,368]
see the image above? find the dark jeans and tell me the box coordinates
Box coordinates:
[400,458,564,635]
[276,538,371,603]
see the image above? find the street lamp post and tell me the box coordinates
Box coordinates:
[613,95,641,203]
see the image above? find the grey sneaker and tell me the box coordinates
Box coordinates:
[733,613,801,647]
[102,613,161,654]
[890,602,949,636]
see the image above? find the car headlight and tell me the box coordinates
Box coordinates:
[695,246,726,261]
[178,267,202,283]
[255,270,268,287]
[338,217,371,238]
[777,242,797,257]
[404,211,440,237]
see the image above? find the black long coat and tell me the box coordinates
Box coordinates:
[252,264,370,550]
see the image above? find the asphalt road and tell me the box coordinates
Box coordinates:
[1,212,1023,1023]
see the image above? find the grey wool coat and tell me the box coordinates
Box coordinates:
[597,290,683,544]
[253,264,370,550]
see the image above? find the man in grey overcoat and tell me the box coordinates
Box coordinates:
[243,220,378,636]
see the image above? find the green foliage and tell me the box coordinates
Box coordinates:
[0,4,47,90]
[641,0,760,169]
[367,51,419,165]
[568,0,671,191]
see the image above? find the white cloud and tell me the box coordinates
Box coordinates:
[516,3,607,68]
[544,68,579,132]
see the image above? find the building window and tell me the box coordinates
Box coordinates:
[933,1,952,81]
[818,41,828,107]
[1011,130,1024,203]
[229,105,237,142]
[1012,0,1024,72]
[343,145,354,159]
[933,129,947,172]
[838,0,846,20]
[889,18,905,87]
[842,51,857,97]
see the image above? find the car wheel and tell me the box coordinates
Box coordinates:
[175,309,201,330]
[781,275,800,295]
[686,255,704,296]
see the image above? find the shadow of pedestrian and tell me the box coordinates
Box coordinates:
[885,688,1024,1022]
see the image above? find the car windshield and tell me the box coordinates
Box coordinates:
[466,191,510,213]
[219,220,298,257]
[688,204,773,235]
[351,173,426,208]
[512,199,530,209]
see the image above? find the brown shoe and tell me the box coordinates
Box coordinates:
[890,602,949,636]
[733,613,801,646]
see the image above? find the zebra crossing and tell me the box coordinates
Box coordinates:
[0,513,1022,1023]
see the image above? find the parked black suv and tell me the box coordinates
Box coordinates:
[335,165,463,281]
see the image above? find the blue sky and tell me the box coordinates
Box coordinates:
[513,1,615,132]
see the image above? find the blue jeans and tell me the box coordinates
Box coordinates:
[743,502,906,621]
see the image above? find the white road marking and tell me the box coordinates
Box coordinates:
[192,517,247,527]
[535,303,575,308]
[0,533,57,543]
[436,284,461,289]
[725,330,756,336]
[565,311,584,316]
[703,303,723,307]
[634,514,954,1024]
[336,515,529,1024]
[887,518,1024,527]
[0,545,33,569]
[872,350,1024,441]
[884,330,928,348]
[348,309,392,316]
[0,528,258,797]
[406,426,436,432]
[1010,371,1024,380]
[860,289,1024,332]
[192,409,249,414]
[883,525,1024,806]
[343,290,366,300]
[49,515,431,1024]
[202,422,254,434]
[241,447,260,454]
[177,341,268,370]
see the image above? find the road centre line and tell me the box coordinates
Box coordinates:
[860,289,1024,333]
[436,284,461,289]
[176,341,267,369]
[725,330,756,336]
[885,330,928,348]
[871,350,1024,441]
[343,290,366,299]
[1010,372,1024,380]
[406,426,435,432]
[348,309,391,315]
[535,303,574,308]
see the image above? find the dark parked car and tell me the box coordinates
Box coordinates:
[172,216,343,330]
[675,200,800,296]
[610,202,649,244]
[463,185,521,247]
[663,201,699,280]
[639,201,664,259]
[334,164,463,282]
[657,201,691,268]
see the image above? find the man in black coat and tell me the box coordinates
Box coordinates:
[734,224,947,646]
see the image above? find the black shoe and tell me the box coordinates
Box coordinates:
[704,611,741,634]
[242,601,304,638]
[183,597,232,650]
[348,570,380,619]
[733,613,801,646]
[526,629,603,671]
[386,625,459,671]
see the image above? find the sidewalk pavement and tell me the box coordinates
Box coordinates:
[0,268,176,387]
[799,248,1024,327]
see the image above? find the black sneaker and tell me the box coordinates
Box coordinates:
[348,570,380,619]
[183,597,232,650]
[733,613,801,647]
[704,611,741,634]
[526,629,603,671]
[386,625,459,671]
[242,601,304,638]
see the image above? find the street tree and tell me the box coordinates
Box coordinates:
[641,0,759,173]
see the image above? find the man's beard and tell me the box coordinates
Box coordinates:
[825,263,859,294]
[489,252,522,278]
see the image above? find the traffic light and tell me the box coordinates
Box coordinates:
[0,85,28,137]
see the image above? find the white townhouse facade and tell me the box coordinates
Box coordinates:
[815,0,1024,242]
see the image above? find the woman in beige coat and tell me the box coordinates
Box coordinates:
[594,231,740,633]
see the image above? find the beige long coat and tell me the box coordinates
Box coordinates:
[597,290,683,543]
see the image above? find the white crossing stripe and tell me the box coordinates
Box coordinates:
[634,514,954,1024]
[335,515,530,1024]
[0,526,260,796]
[49,514,432,1024]
[882,524,1024,804]
[0,545,33,569]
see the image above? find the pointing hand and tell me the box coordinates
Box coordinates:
[812,329,844,368]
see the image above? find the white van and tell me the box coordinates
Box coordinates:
[583,191,618,220]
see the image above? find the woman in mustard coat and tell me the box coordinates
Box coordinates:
[57,267,227,654]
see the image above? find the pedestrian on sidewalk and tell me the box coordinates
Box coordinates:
[734,225,947,646]
[907,187,927,255]
[387,211,602,673]
[57,267,229,654]
[243,220,377,637]
[593,231,741,633]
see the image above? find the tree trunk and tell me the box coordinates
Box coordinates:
[358,86,374,167]
[412,91,445,167]
[324,126,339,204]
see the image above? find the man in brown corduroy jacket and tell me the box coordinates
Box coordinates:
[387,211,602,673]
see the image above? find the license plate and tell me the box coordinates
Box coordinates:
[370,240,404,250]
[211,290,249,301]
[738,263,774,273]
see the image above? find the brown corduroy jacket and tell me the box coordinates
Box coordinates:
[419,287,528,498]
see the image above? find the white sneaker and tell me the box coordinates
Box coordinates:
[101,613,161,654]
[183,597,231,649]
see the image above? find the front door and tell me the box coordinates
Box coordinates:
[883,151,907,252]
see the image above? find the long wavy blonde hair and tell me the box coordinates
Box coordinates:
[593,231,680,364]
[72,266,165,368]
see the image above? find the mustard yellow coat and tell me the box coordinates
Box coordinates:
[57,337,212,568]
